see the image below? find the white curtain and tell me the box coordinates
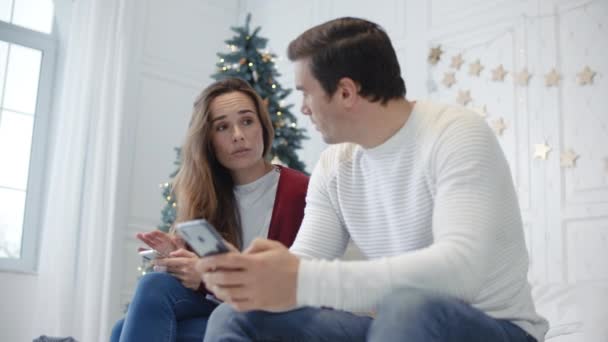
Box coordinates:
[32,0,131,340]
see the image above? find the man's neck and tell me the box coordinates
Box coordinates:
[354,98,415,149]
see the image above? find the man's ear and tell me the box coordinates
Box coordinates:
[336,77,360,107]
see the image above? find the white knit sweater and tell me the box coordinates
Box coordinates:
[291,100,548,342]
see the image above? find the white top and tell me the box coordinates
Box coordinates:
[234,167,280,249]
[290,100,549,342]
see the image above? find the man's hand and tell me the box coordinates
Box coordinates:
[136,230,185,256]
[199,238,300,312]
[154,248,202,290]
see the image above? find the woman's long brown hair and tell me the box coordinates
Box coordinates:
[171,78,274,249]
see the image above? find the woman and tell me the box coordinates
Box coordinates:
[110,78,309,341]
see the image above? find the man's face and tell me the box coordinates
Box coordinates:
[294,60,348,144]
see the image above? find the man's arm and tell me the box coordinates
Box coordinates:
[289,144,354,259]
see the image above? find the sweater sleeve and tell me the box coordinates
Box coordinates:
[296,114,518,312]
[289,145,352,260]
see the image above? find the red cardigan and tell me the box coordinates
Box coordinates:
[198,166,309,294]
[266,165,309,247]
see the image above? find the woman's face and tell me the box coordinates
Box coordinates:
[208,91,265,173]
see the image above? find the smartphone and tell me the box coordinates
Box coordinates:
[138,249,161,261]
[175,219,229,257]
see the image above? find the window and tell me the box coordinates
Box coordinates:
[0,0,55,272]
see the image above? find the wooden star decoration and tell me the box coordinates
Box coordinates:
[428,45,443,65]
[534,142,552,160]
[442,72,456,88]
[450,54,464,69]
[545,68,561,87]
[491,65,508,81]
[471,105,487,118]
[468,60,484,77]
[491,118,507,136]
[560,149,579,168]
[577,66,596,85]
[456,90,472,106]
[515,68,532,86]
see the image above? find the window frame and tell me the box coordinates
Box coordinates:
[0,19,56,273]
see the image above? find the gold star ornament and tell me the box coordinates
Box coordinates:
[560,149,579,168]
[534,142,552,160]
[428,45,443,65]
[469,60,484,77]
[545,68,561,87]
[491,65,508,82]
[442,72,456,88]
[491,118,507,136]
[515,69,532,86]
[577,66,596,85]
[456,90,472,106]
[451,54,464,70]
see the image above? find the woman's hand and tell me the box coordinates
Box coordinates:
[136,230,185,257]
[155,248,203,290]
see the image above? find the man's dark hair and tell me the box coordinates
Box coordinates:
[288,17,406,104]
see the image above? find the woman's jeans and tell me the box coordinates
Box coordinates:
[111,272,218,342]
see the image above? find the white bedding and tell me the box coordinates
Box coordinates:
[532,282,608,341]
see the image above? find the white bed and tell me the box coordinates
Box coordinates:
[533,282,608,341]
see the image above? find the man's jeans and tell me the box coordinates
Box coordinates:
[203,287,536,342]
[111,272,218,342]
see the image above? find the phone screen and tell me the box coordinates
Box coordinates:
[175,219,229,257]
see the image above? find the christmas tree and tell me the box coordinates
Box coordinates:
[157,14,307,232]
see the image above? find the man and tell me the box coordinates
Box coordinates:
[198,17,548,342]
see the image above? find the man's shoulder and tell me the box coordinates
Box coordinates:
[309,143,358,182]
[415,100,489,143]
[319,143,358,168]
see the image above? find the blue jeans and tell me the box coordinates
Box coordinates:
[203,287,536,342]
[111,272,218,342]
